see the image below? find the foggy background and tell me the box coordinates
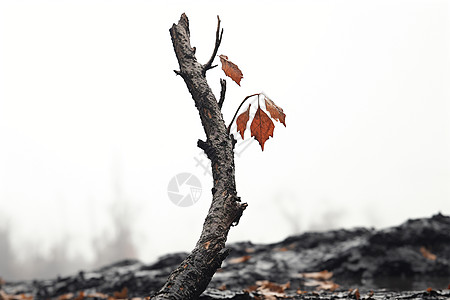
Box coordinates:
[0,0,449,280]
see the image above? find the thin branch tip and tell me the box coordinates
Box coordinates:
[218,78,227,110]
[203,15,223,74]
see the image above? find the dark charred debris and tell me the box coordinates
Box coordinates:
[2,213,450,299]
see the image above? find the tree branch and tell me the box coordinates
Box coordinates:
[152,13,246,300]
[218,78,226,110]
[202,15,223,75]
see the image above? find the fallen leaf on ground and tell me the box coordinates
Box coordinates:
[255,280,290,293]
[420,247,437,261]
[304,279,339,291]
[348,288,360,300]
[58,294,74,300]
[300,270,339,291]
[0,290,9,300]
[301,270,333,280]
[113,287,128,299]
[228,255,251,264]
[277,247,288,252]
[74,292,85,300]
[86,293,108,299]
[244,285,258,293]
[251,280,290,299]
[74,291,84,300]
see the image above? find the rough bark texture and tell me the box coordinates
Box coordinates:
[152,14,247,300]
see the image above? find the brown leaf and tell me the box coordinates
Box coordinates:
[244,285,258,293]
[236,104,251,139]
[0,290,9,300]
[255,280,290,293]
[265,97,286,126]
[304,279,339,291]
[113,287,128,299]
[347,288,361,299]
[219,55,243,86]
[4,294,33,300]
[319,281,340,292]
[250,106,274,151]
[253,280,290,299]
[426,287,433,292]
[420,247,437,261]
[301,270,333,280]
[218,284,227,291]
[228,255,251,264]
[86,293,108,299]
[74,291,84,300]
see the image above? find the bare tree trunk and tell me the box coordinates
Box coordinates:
[152,13,247,300]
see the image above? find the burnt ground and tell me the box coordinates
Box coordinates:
[2,213,450,299]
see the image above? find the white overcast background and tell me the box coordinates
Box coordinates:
[0,0,449,280]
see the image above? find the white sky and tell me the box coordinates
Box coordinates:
[0,0,449,278]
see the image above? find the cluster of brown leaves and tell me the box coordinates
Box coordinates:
[0,290,33,300]
[298,270,340,291]
[237,95,286,151]
[245,280,290,299]
[218,55,285,151]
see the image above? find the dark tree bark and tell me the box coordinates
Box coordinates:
[152,13,247,300]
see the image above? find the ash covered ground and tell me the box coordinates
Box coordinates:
[2,214,450,299]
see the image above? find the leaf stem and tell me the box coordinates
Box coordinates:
[227,93,260,134]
